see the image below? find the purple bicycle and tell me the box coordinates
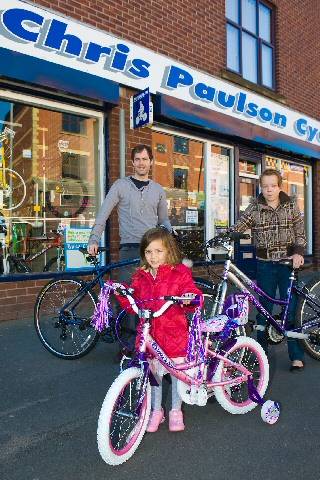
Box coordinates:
[93,281,280,466]
[205,231,320,360]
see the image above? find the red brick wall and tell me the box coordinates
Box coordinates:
[0,279,48,321]
[274,0,320,117]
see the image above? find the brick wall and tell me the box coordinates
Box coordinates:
[0,279,48,321]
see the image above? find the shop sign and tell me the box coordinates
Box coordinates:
[1,0,320,149]
[130,88,153,129]
[64,227,94,271]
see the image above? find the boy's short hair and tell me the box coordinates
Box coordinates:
[260,168,283,187]
[131,144,153,161]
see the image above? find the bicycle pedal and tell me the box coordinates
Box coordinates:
[101,330,116,343]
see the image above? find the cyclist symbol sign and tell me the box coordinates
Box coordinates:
[130,88,153,129]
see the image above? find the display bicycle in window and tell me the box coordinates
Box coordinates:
[0,127,26,211]
[0,224,65,275]
[44,147,89,219]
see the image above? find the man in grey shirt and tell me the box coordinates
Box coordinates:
[88,144,171,354]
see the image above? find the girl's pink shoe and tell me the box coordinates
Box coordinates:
[169,409,185,432]
[146,409,165,433]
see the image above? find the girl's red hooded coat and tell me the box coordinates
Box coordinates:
[117,263,202,358]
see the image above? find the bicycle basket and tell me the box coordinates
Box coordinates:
[223,294,249,325]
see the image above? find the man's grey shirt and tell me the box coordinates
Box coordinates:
[88,177,172,246]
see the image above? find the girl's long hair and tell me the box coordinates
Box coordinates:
[140,227,182,269]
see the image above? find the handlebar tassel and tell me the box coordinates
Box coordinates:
[91,282,113,332]
[186,306,205,363]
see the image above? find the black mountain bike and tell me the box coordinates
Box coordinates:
[34,248,215,359]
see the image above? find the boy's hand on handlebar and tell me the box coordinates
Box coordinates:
[290,254,304,269]
[87,243,99,256]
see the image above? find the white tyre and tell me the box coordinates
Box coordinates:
[213,336,269,414]
[97,367,151,465]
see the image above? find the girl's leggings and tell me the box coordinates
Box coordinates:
[151,374,182,411]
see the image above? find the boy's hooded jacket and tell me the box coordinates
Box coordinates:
[117,263,202,358]
[234,191,307,261]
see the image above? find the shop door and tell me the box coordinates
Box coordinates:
[234,161,259,278]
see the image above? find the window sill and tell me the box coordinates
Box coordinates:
[61,130,88,138]
[220,70,287,105]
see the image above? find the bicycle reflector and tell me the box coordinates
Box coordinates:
[223,294,249,325]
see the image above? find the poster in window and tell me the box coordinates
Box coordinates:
[64,227,98,270]
[186,209,198,224]
[209,152,229,229]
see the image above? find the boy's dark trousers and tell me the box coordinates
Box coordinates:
[256,259,304,362]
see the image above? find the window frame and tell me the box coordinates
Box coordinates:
[0,88,105,280]
[226,0,275,90]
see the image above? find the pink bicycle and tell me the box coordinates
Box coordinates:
[93,281,280,465]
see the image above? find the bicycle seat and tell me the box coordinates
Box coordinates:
[200,314,228,333]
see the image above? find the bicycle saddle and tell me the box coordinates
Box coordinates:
[200,314,228,333]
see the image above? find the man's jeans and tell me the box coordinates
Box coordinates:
[256,260,304,362]
[111,245,140,352]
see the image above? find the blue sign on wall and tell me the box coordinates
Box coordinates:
[130,88,153,129]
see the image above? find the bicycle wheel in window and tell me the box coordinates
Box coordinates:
[97,367,151,465]
[213,336,269,414]
[45,174,88,218]
[1,168,26,211]
[34,277,99,359]
[296,276,320,360]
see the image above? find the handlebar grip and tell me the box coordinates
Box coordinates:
[163,294,201,305]
[79,246,109,254]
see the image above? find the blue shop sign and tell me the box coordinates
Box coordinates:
[130,88,153,129]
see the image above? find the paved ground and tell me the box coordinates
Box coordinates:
[1,316,320,480]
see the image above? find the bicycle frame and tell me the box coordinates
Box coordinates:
[25,236,62,263]
[116,293,266,406]
[212,243,320,340]
[59,257,140,319]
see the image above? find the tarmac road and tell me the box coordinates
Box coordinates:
[1,317,320,480]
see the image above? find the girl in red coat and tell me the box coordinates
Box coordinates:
[117,227,201,433]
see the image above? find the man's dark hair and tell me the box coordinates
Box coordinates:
[131,144,153,161]
[260,168,283,187]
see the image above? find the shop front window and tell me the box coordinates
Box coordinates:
[174,168,188,190]
[152,131,205,259]
[239,159,259,212]
[0,100,101,275]
[207,145,232,237]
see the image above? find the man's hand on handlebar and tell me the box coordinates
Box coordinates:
[87,242,99,256]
